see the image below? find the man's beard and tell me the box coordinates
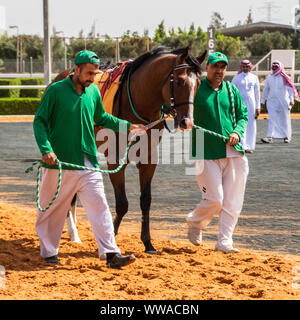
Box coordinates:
[214,73,223,82]
[76,77,93,88]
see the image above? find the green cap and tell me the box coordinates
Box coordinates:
[207,52,228,65]
[70,50,100,72]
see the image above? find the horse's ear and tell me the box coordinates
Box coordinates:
[177,47,190,63]
[196,50,207,65]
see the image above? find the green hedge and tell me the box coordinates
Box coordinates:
[0,79,21,98]
[0,78,45,98]
[0,97,300,116]
[20,78,45,98]
[0,98,40,115]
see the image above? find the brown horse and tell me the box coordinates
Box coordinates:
[55,47,206,253]
[100,46,206,253]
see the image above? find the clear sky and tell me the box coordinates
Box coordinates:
[0,0,299,38]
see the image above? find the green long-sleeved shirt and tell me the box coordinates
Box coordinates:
[191,78,248,159]
[33,76,131,169]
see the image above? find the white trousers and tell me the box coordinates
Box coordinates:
[187,156,249,247]
[36,156,120,258]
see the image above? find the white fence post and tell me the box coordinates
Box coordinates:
[30,57,33,75]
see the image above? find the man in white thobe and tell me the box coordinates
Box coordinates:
[232,60,260,153]
[261,60,299,144]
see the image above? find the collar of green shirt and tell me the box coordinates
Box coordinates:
[203,77,225,91]
[66,75,85,95]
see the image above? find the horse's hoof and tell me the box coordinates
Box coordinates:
[145,250,157,255]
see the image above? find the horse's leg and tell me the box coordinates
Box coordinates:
[108,164,129,236]
[67,194,82,243]
[137,163,157,254]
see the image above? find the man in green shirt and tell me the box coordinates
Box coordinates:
[33,50,146,268]
[186,52,249,253]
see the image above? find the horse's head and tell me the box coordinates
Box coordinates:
[163,48,206,131]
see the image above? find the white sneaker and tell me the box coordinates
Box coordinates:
[215,243,240,254]
[261,137,273,144]
[187,225,202,246]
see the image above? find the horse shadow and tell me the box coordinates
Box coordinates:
[162,247,198,255]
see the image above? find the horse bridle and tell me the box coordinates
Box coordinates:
[162,63,194,119]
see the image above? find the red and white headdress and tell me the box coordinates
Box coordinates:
[271,60,299,101]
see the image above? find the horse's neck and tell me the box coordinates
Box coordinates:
[126,57,174,121]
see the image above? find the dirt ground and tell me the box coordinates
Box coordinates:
[0,118,300,300]
[0,202,300,300]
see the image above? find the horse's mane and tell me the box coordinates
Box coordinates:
[119,46,201,86]
[114,46,202,115]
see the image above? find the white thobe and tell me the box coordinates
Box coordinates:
[232,72,260,150]
[261,74,294,139]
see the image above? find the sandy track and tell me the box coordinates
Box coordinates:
[0,202,300,300]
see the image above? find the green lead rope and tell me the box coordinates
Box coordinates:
[25,159,63,212]
[192,124,243,148]
[127,69,164,124]
[227,81,237,128]
[26,138,134,213]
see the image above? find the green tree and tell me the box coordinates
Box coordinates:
[0,32,18,59]
[189,23,196,37]
[0,58,4,71]
[120,30,148,59]
[209,12,227,30]
[154,20,167,42]
[22,35,43,59]
[168,27,176,37]
[245,8,253,24]
[216,32,250,57]
[244,31,292,56]
[291,31,300,49]
[154,23,207,57]
[68,37,115,60]
[78,29,84,38]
